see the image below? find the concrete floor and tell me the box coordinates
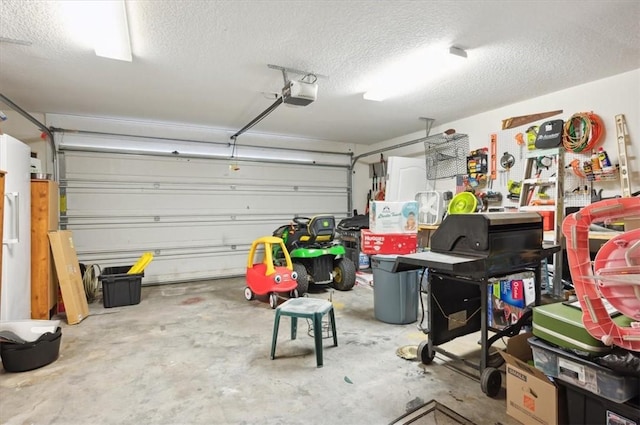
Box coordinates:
[1,278,519,425]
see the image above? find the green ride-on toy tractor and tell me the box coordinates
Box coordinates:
[273,215,356,294]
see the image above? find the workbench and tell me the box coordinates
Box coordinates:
[393,243,560,397]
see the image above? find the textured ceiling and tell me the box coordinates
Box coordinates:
[1,0,639,145]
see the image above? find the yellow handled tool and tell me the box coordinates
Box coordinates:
[128,252,154,274]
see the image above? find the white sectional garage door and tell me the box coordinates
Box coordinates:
[59,141,351,285]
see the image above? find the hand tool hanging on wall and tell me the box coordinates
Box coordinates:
[500,151,515,188]
[526,126,539,151]
[615,114,632,197]
[501,109,563,130]
[365,189,372,214]
[515,133,525,160]
[566,159,586,178]
[490,134,497,181]
[372,164,378,201]
[375,153,386,200]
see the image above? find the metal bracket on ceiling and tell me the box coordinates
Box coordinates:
[267,64,327,86]
[419,117,435,138]
[0,37,32,46]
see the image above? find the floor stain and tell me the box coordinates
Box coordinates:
[181,296,205,305]
[448,391,464,402]
[405,396,424,411]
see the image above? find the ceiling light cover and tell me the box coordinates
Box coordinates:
[62,0,132,61]
[93,0,132,61]
[363,45,468,102]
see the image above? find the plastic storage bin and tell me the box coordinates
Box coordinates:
[371,255,419,324]
[99,265,143,308]
[0,327,62,372]
[0,320,61,342]
[339,230,369,270]
[529,337,638,403]
[558,379,640,425]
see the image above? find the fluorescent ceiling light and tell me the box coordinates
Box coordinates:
[61,0,132,62]
[93,0,132,61]
[363,45,467,102]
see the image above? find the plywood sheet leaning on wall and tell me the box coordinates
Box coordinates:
[48,230,89,325]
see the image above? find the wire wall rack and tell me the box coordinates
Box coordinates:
[424,133,469,181]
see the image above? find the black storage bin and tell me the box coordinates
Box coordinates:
[1,327,62,372]
[339,230,368,270]
[559,380,640,425]
[99,265,143,308]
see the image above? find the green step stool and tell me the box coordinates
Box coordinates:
[270,297,337,367]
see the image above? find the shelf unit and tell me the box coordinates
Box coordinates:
[518,147,565,298]
[31,179,59,319]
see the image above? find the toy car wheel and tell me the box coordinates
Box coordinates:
[269,293,278,309]
[290,289,299,298]
[293,263,309,295]
[244,287,254,301]
[480,367,502,398]
[332,258,356,291]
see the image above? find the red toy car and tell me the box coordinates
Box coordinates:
[245,236,299,308]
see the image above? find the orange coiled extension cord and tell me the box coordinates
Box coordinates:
[562,112,604,153]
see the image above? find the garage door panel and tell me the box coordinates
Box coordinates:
[65,152,348,185]
[66,181,346,193]
[66,214,315,226]
[69,222,279,252]
[61,149,349,284]
[66,191,346,213]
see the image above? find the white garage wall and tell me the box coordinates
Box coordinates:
[352,69,640,211]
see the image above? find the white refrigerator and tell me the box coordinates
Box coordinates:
[0,134,31,320]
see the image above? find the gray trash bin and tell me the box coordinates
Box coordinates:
[371,254,419,324]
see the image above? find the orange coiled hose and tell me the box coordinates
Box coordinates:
[562,112,604,153]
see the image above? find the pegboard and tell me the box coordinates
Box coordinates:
[493,123,592,209]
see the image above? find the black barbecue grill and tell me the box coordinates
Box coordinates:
[393,212,560,398]
[430,212,543,257]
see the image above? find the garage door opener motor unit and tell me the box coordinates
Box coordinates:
[230,64,322,142]
[282,79,318,106]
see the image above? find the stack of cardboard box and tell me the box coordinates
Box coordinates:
[361,201,419,255]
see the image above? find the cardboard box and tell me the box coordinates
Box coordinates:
[487,273,535,330]
[360,229,417,255]
[48,231,89,325]
[500,333,560,425]
[487,285,528,330]
[498,275,535,308]
[498,272,535,306]
[369,201,419,233]
[625,217,640,232]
